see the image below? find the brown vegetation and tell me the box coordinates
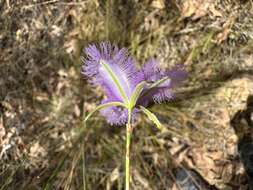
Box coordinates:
[0,0,253,189]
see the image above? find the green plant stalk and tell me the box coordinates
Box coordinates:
[125,108,132,190]
[82,141,86,190]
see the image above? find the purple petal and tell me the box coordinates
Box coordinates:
[142,58,163,82]
[82,42,144,102]
[138,59,187,106]
[165,65,188,88]
[100,105,129,125]
[100,99,138,125]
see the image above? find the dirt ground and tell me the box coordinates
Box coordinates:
[1,0,253,190]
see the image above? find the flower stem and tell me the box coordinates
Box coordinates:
[125,109,132,190]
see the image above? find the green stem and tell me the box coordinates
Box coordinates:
[125,108,132,190]
[82,141,86,190]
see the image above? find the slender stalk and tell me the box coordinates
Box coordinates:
[125,108,132,190]
[82,141,86,190]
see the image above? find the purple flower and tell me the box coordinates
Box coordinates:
[82,42,187,125]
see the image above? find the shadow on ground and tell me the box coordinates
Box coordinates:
[231,95,253,190]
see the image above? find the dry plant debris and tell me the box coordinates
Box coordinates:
[0,0,253,189]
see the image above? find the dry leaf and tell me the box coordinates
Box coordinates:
[29,142,47,158]
[181,0,197,18]
[215,18,234,44]
[181,0,215,20]
[216,29,230,44]
[0,117,5,144]
[209,4,223,17]
[109,167,120,182]
[151,0,165,9]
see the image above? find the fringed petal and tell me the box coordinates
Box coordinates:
[100,105,129,125]
[100,99,138,125]
[142,58,162,82]
[82,42,143,102]
[138,59,187,106]
[165,66,188,88]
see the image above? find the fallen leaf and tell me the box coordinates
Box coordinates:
[151,0,165,9]
[215,17,235,44]
[181,0,216,20]
[209,4,223,17]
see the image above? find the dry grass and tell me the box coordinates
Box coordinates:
[0,0,253,189]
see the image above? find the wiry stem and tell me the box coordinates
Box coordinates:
[125,108,132,190]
